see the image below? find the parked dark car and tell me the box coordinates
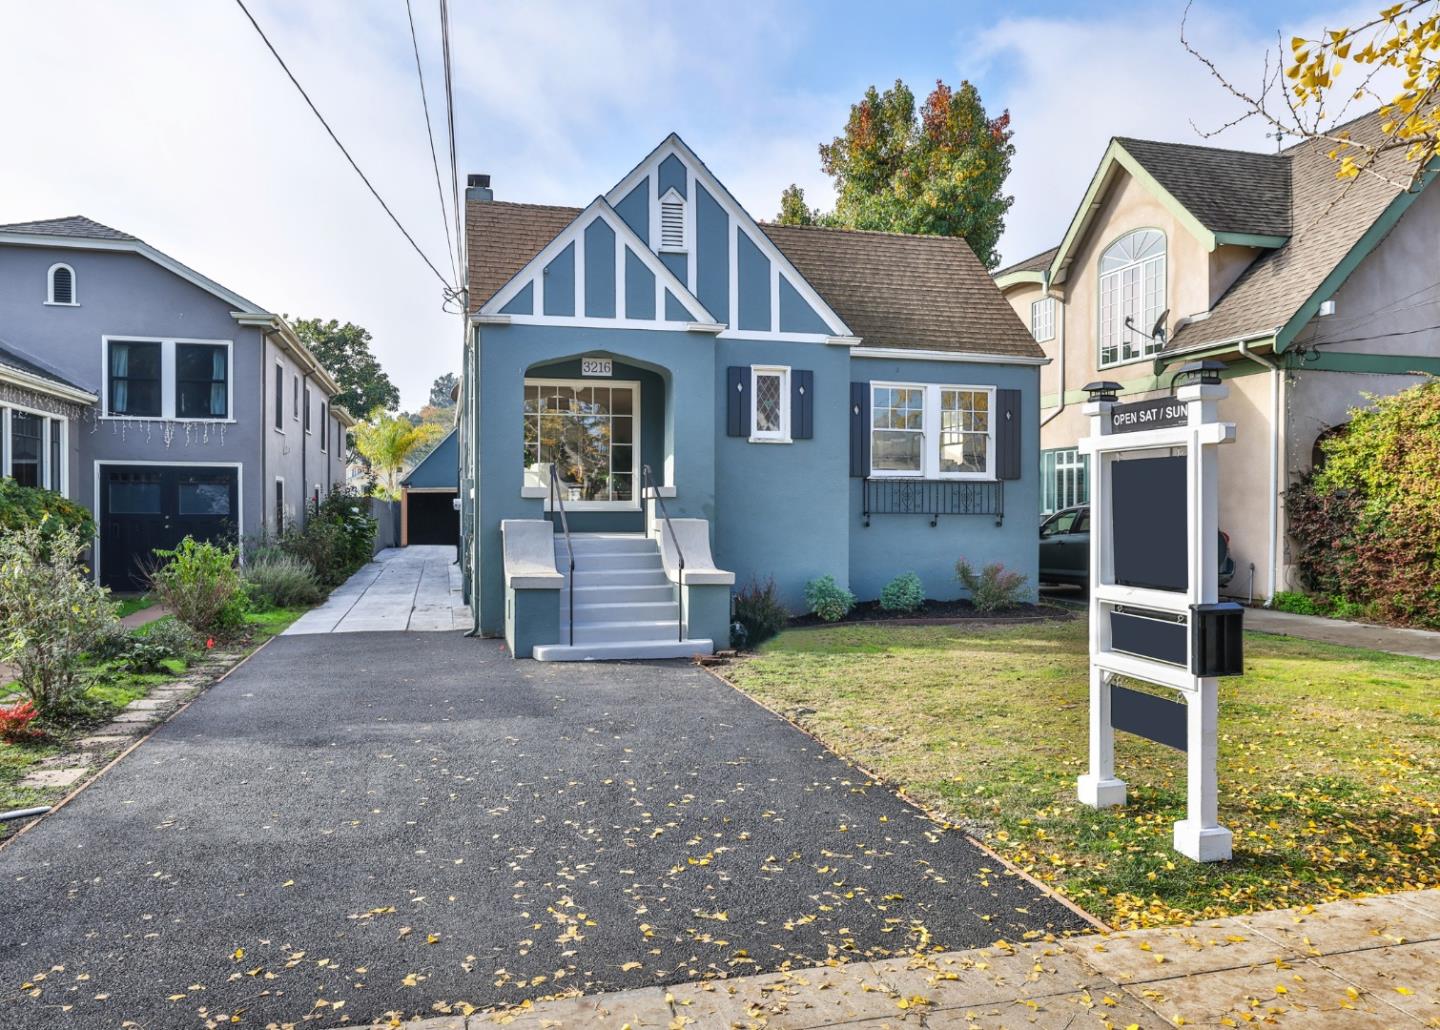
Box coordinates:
[1039,504,1235,588]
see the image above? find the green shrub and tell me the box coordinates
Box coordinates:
[1271,591,1322,616]
[0,478,95,552]
[148,537,249,639]
[274,488,376,586]
[125,619,200,674]
[879,572,925,613]
[955,558,1028,613]
[243,553,325,609]
[805,575,855,622]
[732,577,788,648]
[1289,380,1440,627]
[0,522,117,718]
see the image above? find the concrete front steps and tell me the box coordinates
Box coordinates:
[532,533,714,662]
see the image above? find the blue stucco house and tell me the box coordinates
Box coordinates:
[458,136,1046,660]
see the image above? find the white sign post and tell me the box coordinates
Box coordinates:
[1076,363,1242,863]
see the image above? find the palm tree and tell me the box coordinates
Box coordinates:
[353,408,445,495]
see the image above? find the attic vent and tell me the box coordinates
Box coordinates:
[659,188,686,252]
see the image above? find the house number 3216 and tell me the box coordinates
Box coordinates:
[581,358,612,377]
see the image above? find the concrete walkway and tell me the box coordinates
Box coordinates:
[1246,607,1440,660]
[283,545,469,634]
[416,889,1440,1028]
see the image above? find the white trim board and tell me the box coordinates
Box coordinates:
[851,346,1050,366]
[604,133,852,338]
[479,196,717,327]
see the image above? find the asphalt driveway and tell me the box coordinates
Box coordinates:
[0,633,1087,1028]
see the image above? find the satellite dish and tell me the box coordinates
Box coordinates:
[1151,308,1170,342]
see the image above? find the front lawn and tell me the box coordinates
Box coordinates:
[722,619,1440,928]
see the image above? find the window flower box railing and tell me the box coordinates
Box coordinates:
[862,478,1004,528]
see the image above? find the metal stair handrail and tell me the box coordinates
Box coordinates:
[641,465,684,642]
[548,464,576,645]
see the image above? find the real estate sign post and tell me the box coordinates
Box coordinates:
[1076,366,1243,863]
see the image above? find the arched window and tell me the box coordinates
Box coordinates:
[47,263,76,305]
[1098,229,1165,366]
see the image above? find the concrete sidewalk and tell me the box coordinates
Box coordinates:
[1246,607,1440,661]
[284,545,469,633]
[430,890,1440,1028]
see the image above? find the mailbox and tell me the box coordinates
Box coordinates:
[1190,602,1244,677]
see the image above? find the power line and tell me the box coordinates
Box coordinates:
[405,0,456,282]
[438,0,465,299]
[232,0,455,292]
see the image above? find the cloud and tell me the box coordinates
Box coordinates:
[978,0,1395,267]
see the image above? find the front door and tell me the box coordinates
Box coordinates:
[100,465,239,591]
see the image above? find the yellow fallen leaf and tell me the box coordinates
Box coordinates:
[1396,986,1413,996]
[620,962,642,972]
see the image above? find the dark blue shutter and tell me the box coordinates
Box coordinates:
[849,381,869,477]
[792,370,813,440]
[726,366,749,437]
[997,388,1022,480]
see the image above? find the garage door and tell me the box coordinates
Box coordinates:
[407,491,459,546]
[100,465,239,591]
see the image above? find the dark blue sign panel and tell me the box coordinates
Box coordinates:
[1111,455,1188,592]
[1112,684,1188,751]
[1111,397,1187,434]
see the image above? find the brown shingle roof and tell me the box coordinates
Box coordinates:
[1166,109,1412,353]
[467,200,580,310]
[1118,138,1292,237]
[994,245,1058,279]
[762,224,1042,357]
[466,199,1042,359]
[0,215,137,241]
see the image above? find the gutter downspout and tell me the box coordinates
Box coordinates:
[467,320,482,638]
[1237,340,1280,604]
[1039,270,1066,428]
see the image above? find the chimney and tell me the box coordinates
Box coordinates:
[466,173,493,203]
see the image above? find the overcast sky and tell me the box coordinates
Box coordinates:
[0,0,1374,409]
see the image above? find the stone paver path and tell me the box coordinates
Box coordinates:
[284,544,469,634]
[408,889,1440,1028]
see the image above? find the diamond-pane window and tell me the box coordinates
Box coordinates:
[749,366,790,441]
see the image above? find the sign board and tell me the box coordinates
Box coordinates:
[581,357,613,378]
[1077,384,1241,863]
[1110,396,1187,434]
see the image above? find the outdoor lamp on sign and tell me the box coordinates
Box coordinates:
[1172,360,1225,391]
[1082,381,1121,403]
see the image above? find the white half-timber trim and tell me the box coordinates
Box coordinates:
[604,133,852,338]
[852,346,1051,366]
[479,195,715,326]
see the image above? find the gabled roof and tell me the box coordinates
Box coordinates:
[1165,109,1428,356]
[0,215,138,241]
[402,428,457,489]
[993,245,1058,289]
[761,224,1043,358]
[1115,138,1291,238]
[0,336,98,403]
[467,201,580,310]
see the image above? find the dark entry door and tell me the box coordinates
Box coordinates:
[100,465,239,591]
[407,491,459,546]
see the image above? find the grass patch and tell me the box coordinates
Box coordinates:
[111,595,157,620]
[245,606,307,642]
[723,620,1440,928]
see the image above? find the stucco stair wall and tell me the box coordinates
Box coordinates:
[535,533,714,661]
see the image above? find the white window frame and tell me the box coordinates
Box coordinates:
[100,336,235,422]
[46,262,78,306]
[522,377,642,510]
[748,365,791,443]
[1042,447,1089,514]
[0,404,67,494]
[319,401,328,452]
[274,475,287,530]
[1030,296,1055,342]
[1098,229,1166,369]
[870,381,997,481]
[273,361,285,433]
[304,385,312,434]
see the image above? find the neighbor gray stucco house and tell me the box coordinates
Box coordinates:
[458,135,1047,661]
[0,216,354,589]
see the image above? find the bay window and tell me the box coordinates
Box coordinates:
[871,383,995,480]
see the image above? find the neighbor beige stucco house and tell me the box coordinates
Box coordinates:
[995,107,1440,603]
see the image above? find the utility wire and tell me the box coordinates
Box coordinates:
[405,0,456,282]
[438,0,466,301]
[233,0,455,292]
